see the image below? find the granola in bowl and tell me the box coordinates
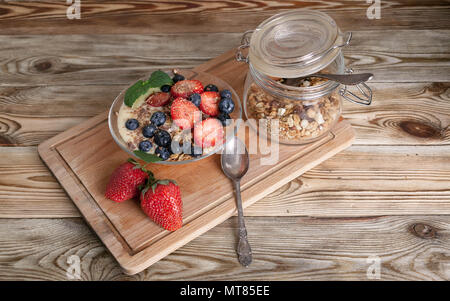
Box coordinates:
[109,70,241,163]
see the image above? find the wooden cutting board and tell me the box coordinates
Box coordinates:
[38,49,355,274]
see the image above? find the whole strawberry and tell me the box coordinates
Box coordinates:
[140,180,183,231]
[105,159,151,202]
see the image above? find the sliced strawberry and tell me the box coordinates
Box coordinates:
[200,91,220,117]
[146,92,170,107]
[170,79,204,99]
[194,118,224,148]
[171,97,201,130]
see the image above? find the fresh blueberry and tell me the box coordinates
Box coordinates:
[138,140,152,152]
[150,111,166,127]
[217,112,231,126]
[142,124,157,138]
[172,74,185,83]
[161,84,171,93]
[218,97,235,114]
[188,93,201,107]
[154,130,171,147]
[204,84,219,92]
[220,89,232,99]
[155,147,171,161]
[125,119,139,130]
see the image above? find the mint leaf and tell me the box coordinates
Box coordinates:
[133,150,163,163]
[124,80,152,107]
[148,70,173,88]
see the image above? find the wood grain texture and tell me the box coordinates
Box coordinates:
[0,29,449,145]
[1,0,450,280]
[37,97,354,273]
[2,144,449,218]
[0,147,79,217]
[2,81,449,146]
[0,30,448,87]
[0,1,449,34]
[0,216,448,280]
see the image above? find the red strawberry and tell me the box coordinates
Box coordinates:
[199,91,220,116]
[194,117,224,148]
[146,92,170,107]
[140,180,183,231]
[105,159,151,203]
[170,79,203,98]
[171,97,202,130]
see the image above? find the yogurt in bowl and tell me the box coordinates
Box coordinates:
[109,69,241,164]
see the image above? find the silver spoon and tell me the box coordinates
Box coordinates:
[284,72,373,86]
[221,136,252,267]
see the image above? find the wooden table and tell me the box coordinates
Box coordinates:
[0,1,449,281]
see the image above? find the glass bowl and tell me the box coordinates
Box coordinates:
[108,69,242,165]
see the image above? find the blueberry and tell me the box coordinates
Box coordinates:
[188,93,201,107]
[154,130,171,147]
[150,111,166,127]
[220,89,232,99]
[172,74,185,83]
[204,84,219,92]
[125,119,139,130]
[161,85,171,93]
[138,140,152,152]
[142,124,157,138]
[155,147,171,161]
[217,112,231,126]
[218,97,235,114]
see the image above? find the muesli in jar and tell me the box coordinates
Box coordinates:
[246,76,341,142]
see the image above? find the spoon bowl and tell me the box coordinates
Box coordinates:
[221,137,249,180]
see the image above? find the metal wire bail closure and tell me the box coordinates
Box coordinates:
[235,30,253,63]
[339,68,373,105]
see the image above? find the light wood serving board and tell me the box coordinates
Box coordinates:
[38,50,355,274]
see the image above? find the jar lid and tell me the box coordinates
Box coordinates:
[248,10,347,78]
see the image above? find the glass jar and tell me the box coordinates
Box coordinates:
[236,10,372,144]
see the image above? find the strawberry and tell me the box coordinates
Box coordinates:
[146,92,170,107]
[194,117,224,148]
[170,79,203,99]
[199,91,220,116]
[140,180,183,231]
[105,159,151,203]
[171,97,201,130]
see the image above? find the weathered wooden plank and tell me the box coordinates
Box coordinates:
[249,145,450,216]
[1,145,449,218]
[0,30,448,87]
[0,216,448,280]
[2,82,448,146]
[0,1,449,34]
[0,147,79,217]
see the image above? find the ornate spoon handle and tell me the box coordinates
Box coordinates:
[234,180,252,267]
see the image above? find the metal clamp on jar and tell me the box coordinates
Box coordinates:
[236,10,373,145]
